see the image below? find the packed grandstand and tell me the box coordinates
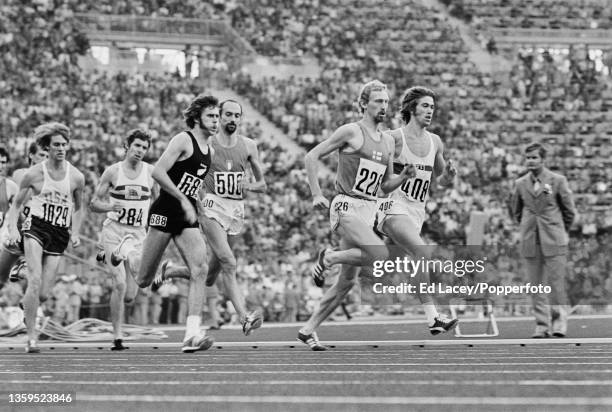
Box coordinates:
[0,0,611,329]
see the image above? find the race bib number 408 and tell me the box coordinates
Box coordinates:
[214,172,244,199]
[351,158,386,199]
[400,170,431,203]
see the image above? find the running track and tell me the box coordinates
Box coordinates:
[1,316,612,411]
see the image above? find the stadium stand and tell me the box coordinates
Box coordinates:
[1,0,611,328]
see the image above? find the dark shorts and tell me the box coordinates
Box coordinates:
[148,195,198,236]
[24,216,70,256]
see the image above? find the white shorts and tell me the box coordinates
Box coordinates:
[101,219,146,258]
[200,193,245,236]
[377,198,426,236]
[329,194,378,232]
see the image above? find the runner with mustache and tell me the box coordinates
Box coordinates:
[155,99,267,336]
[298,80,416,350]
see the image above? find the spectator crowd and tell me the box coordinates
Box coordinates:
[2,0,612,330]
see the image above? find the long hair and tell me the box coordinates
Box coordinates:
[33,122,70,149]
[183,95,219,128]
[400,86,436,123]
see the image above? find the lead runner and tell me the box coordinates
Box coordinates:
[298,80,416,350]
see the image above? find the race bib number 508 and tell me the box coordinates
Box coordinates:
[214,172,244,199]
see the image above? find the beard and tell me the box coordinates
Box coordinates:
[225,123,237,134]
[374,113,386,124]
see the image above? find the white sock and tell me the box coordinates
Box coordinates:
[184,315,201,341]
[424,305,439,326]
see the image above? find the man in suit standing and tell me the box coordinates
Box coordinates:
[511,142,576,338]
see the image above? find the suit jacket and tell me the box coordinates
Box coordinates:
[510,168,576,258]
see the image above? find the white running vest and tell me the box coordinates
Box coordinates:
[29,161,73,228]
[389,129,436,209]
[107,162,153,227]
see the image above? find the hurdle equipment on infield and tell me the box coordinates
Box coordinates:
[450,297,499,337]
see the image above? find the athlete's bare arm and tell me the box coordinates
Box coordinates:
[431,134,456,186]
[380,133,416,194]
[4,179,18,204]
[304,123,361,209]
[90,165,122,214]
[243,138,266,193]
[152,132,197,223]
[5,166,42,243]
[11,169,27,185]
[11,169,34,208]
[70,168,86,248]
[148,164,160,202]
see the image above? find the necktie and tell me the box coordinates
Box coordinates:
[533,178,541,193]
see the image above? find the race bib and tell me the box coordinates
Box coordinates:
[351,158,386,199]
[177,173,203,199]
[399,167,431,203]
[41,203,70,227]
[117,207,144,226]
[214,171,245,199]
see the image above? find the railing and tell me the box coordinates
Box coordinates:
[74,13,255,55]
[489,27,612,45]
[75,13,225,36]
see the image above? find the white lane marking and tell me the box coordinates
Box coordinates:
[2,379,612,386]
[1,369,612,375]
[3,361,612,367]
[71,394,612,405]
[2,337,612,349]
[154,313,612,331]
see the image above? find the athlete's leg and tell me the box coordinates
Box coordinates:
[383,215,457,333]
[39,254,62,305]
[123,233,144,287]
[103,226,131,340]
[22,238,44,342]
[200,216,247,320]
[172,228,209,340]
[302,218,386,334]
[0,249,19,283]
[161,250,220,282]
[301,263,360,335]
[135,228,172,288]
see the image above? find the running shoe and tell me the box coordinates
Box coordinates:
[429,314,459,335]
[25,339,40,353]
[311,248,329,288]
[110,234,136,266]
[111,339,128,351]
[182,334,214,353]
[8,259,26,282]
[242,310,263,336]
[297,331,328,351]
